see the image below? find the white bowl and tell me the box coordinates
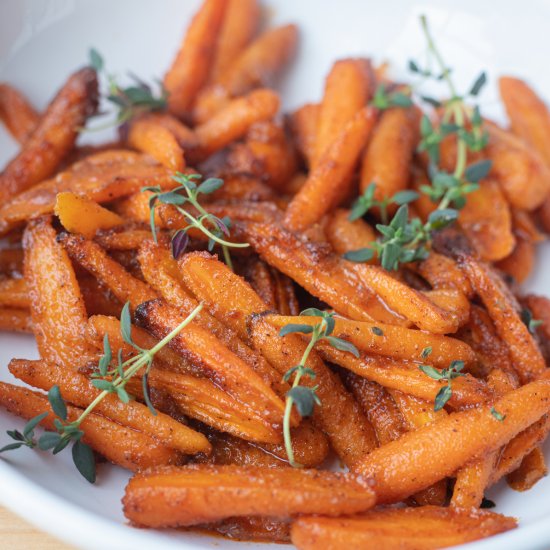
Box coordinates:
[1,1,550,548]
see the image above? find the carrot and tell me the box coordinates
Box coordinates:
[138,242,287,396]
[134,298,287,433]
[0,382,182,471]
[218,25,298,97]
[242,222,407,324]
[486,122,550,211]
[127,117,185,171]
[459,178,515,261]
[24,217,94,368]
[59,233,157,311]
[0,308,32,333]
[123,464,376,527]
[209,0,260,83]
[342,373,406,445]
[250,316,380,468]
[291,506,517,550]
[284,107,376,231]
[193,89,280,158]
[8,358,211,455]
[459,256,546,383]
[507,447,548,492]
[0,83,40,143]
[499,76,550,166]
[54,192,124,238]
[0,67,98,204]
[0,278,28,308]
[0,150,173,236]
[264,314,476,367]
[360,106,419,207]
[290,103,320,168]
[163,0,228,116]
[314,59,373,165]
[355,374,550,503]
[319,344,490,409]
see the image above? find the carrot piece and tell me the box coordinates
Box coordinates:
[319,344,489,410]
[204,517,290,544]
[163,0,228,116]
[127,117,185,171]
[459,178,515,261]
[209,0,260,83]
[9,358,210,454]
[291,506,517,550]
[342,373,406,445]
[193,89,280,158]
[490,414,550,485]
[507,446,548,491]
[23,217,93,368]
[264,314,475,368]
[54,191,124,239]
[349,263,466,334]
[0,83,40,143]
[179,251,269,339]
[0,248,24,277]
[456,304,517,380]
[0,277,28,308]
[0,382,182,471]
[360,106,419,206]
[414,252,473,298]
[0,308,32,333]
[486,122,550,210]
[499,76,550,166]
[325,208,376,256]
[242,222,407,324]
[314,59,373,165]
[138,242,287,396]
[94,229,157,251]
[218,25,299,96]
[59,233,157,311]
[226,120,298,190]
[134,298,286,433]
[0,67,98,204]
[250,316,378,469]
[284,107,376,231]
[459,256,546,383]
[290,103,320,168]
[355,374,550,503]
[123,464,376,527]
[0,150,173,236]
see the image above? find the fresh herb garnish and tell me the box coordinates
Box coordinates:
[279,308,359,467]
[86,48,168,130]
[0,301,203,482]
[419,359,465,411]
[491,407,506,422]
[344,16,491,271]
[521,308,543,335]
[144,172,249,270]
[348,183,419,225]
[421,346,433,359]
[480,497,496,509]
[371,83,414,111]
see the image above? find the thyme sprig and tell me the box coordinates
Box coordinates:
[419,360,465,411]
[279,309,359,467]
[0,302,203,482]
[144,172,249,270]
[344,15,492,271]
[86,48,167,130]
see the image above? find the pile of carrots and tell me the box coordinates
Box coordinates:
[2,0,550,547]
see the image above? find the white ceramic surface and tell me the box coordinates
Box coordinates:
[1,1,550,548]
